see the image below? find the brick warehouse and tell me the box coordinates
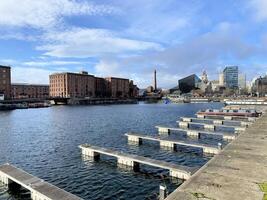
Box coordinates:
[0,65,11,99]
[11,83,49,99]
[49,71,138,98]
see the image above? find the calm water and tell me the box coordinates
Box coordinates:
[0,102,224,200]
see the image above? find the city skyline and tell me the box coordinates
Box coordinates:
[0,0,267,88]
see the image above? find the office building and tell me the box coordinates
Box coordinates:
[219,72,224,86]
[238,73,246,90]
[11,84,49,99]
[0,65,11,100]
[223,66,238,89]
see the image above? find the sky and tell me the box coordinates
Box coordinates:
[0,0,267,88]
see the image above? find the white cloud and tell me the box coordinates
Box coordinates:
[92,23,263,88]
[0,0,119,29]
[23,60,83,67]
[37,28,163,58]
[249,0,267,21]
[12,67,54,84]
[95,58,178,88]
[0,32,38,41]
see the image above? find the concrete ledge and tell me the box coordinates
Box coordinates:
[0,164,82,200]
[165,113,267,200]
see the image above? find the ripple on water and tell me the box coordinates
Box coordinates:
[0,103,224,199]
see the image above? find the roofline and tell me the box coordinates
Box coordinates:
[12,83,49,86]
[105,77,129,81]
[0,65,11,69]
[50,72,95,77]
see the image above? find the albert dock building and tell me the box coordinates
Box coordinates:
[11,83,49,99]
[0,65,11,100]
[49,71,138,98]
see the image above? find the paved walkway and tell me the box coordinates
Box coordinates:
[166,112,267,200]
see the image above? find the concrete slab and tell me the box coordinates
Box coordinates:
[165,112,267,200]
[0,164,82,200]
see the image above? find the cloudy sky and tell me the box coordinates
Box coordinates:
[0,0,267,88]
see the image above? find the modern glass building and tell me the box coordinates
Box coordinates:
[223,66,238,89]
[178,74,202,93]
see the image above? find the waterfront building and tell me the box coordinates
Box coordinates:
[49,71,95,98]
[95,77,109,97]
[50,71,137,98]
[178,74,202,93]
[129,80,139,98]
[11,83,49,99]
[105,77,130,98]
[169,85,180,94]
[223,66,238,89]
[254,76,267,97]
[0,65,11,100]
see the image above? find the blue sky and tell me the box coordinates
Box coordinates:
[0,0,267,88]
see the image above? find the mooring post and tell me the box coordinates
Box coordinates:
[159,185,167,200]
[218,142,222,150]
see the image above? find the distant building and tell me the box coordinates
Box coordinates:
[95,77,109,97]
[169,85,180,94]
[223,66,238,89]
[219,72,224,86]
[211,80,220,91]
[11,84,49,99]
[49,72,95,98]
[238,73,246,90]
[178,74,202,93]
[0,65,11,100]
[105,77,130,98]
[254,76,267,97]
[129,80,139,98]
[146,86,154,93]
[201,70,208,84]
[49,71,137,98]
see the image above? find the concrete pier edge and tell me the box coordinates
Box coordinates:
[165,111,267,200]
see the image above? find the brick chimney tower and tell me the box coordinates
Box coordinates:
[154,69,157,92]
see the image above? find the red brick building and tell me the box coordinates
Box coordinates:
[49,71,95,98]
[0,65,11,99]
[49,71,138,98]
[105,77,130,98]
[11,84,49,99]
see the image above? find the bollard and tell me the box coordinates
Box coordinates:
[218,142,222,150]
[159,185,167,200]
